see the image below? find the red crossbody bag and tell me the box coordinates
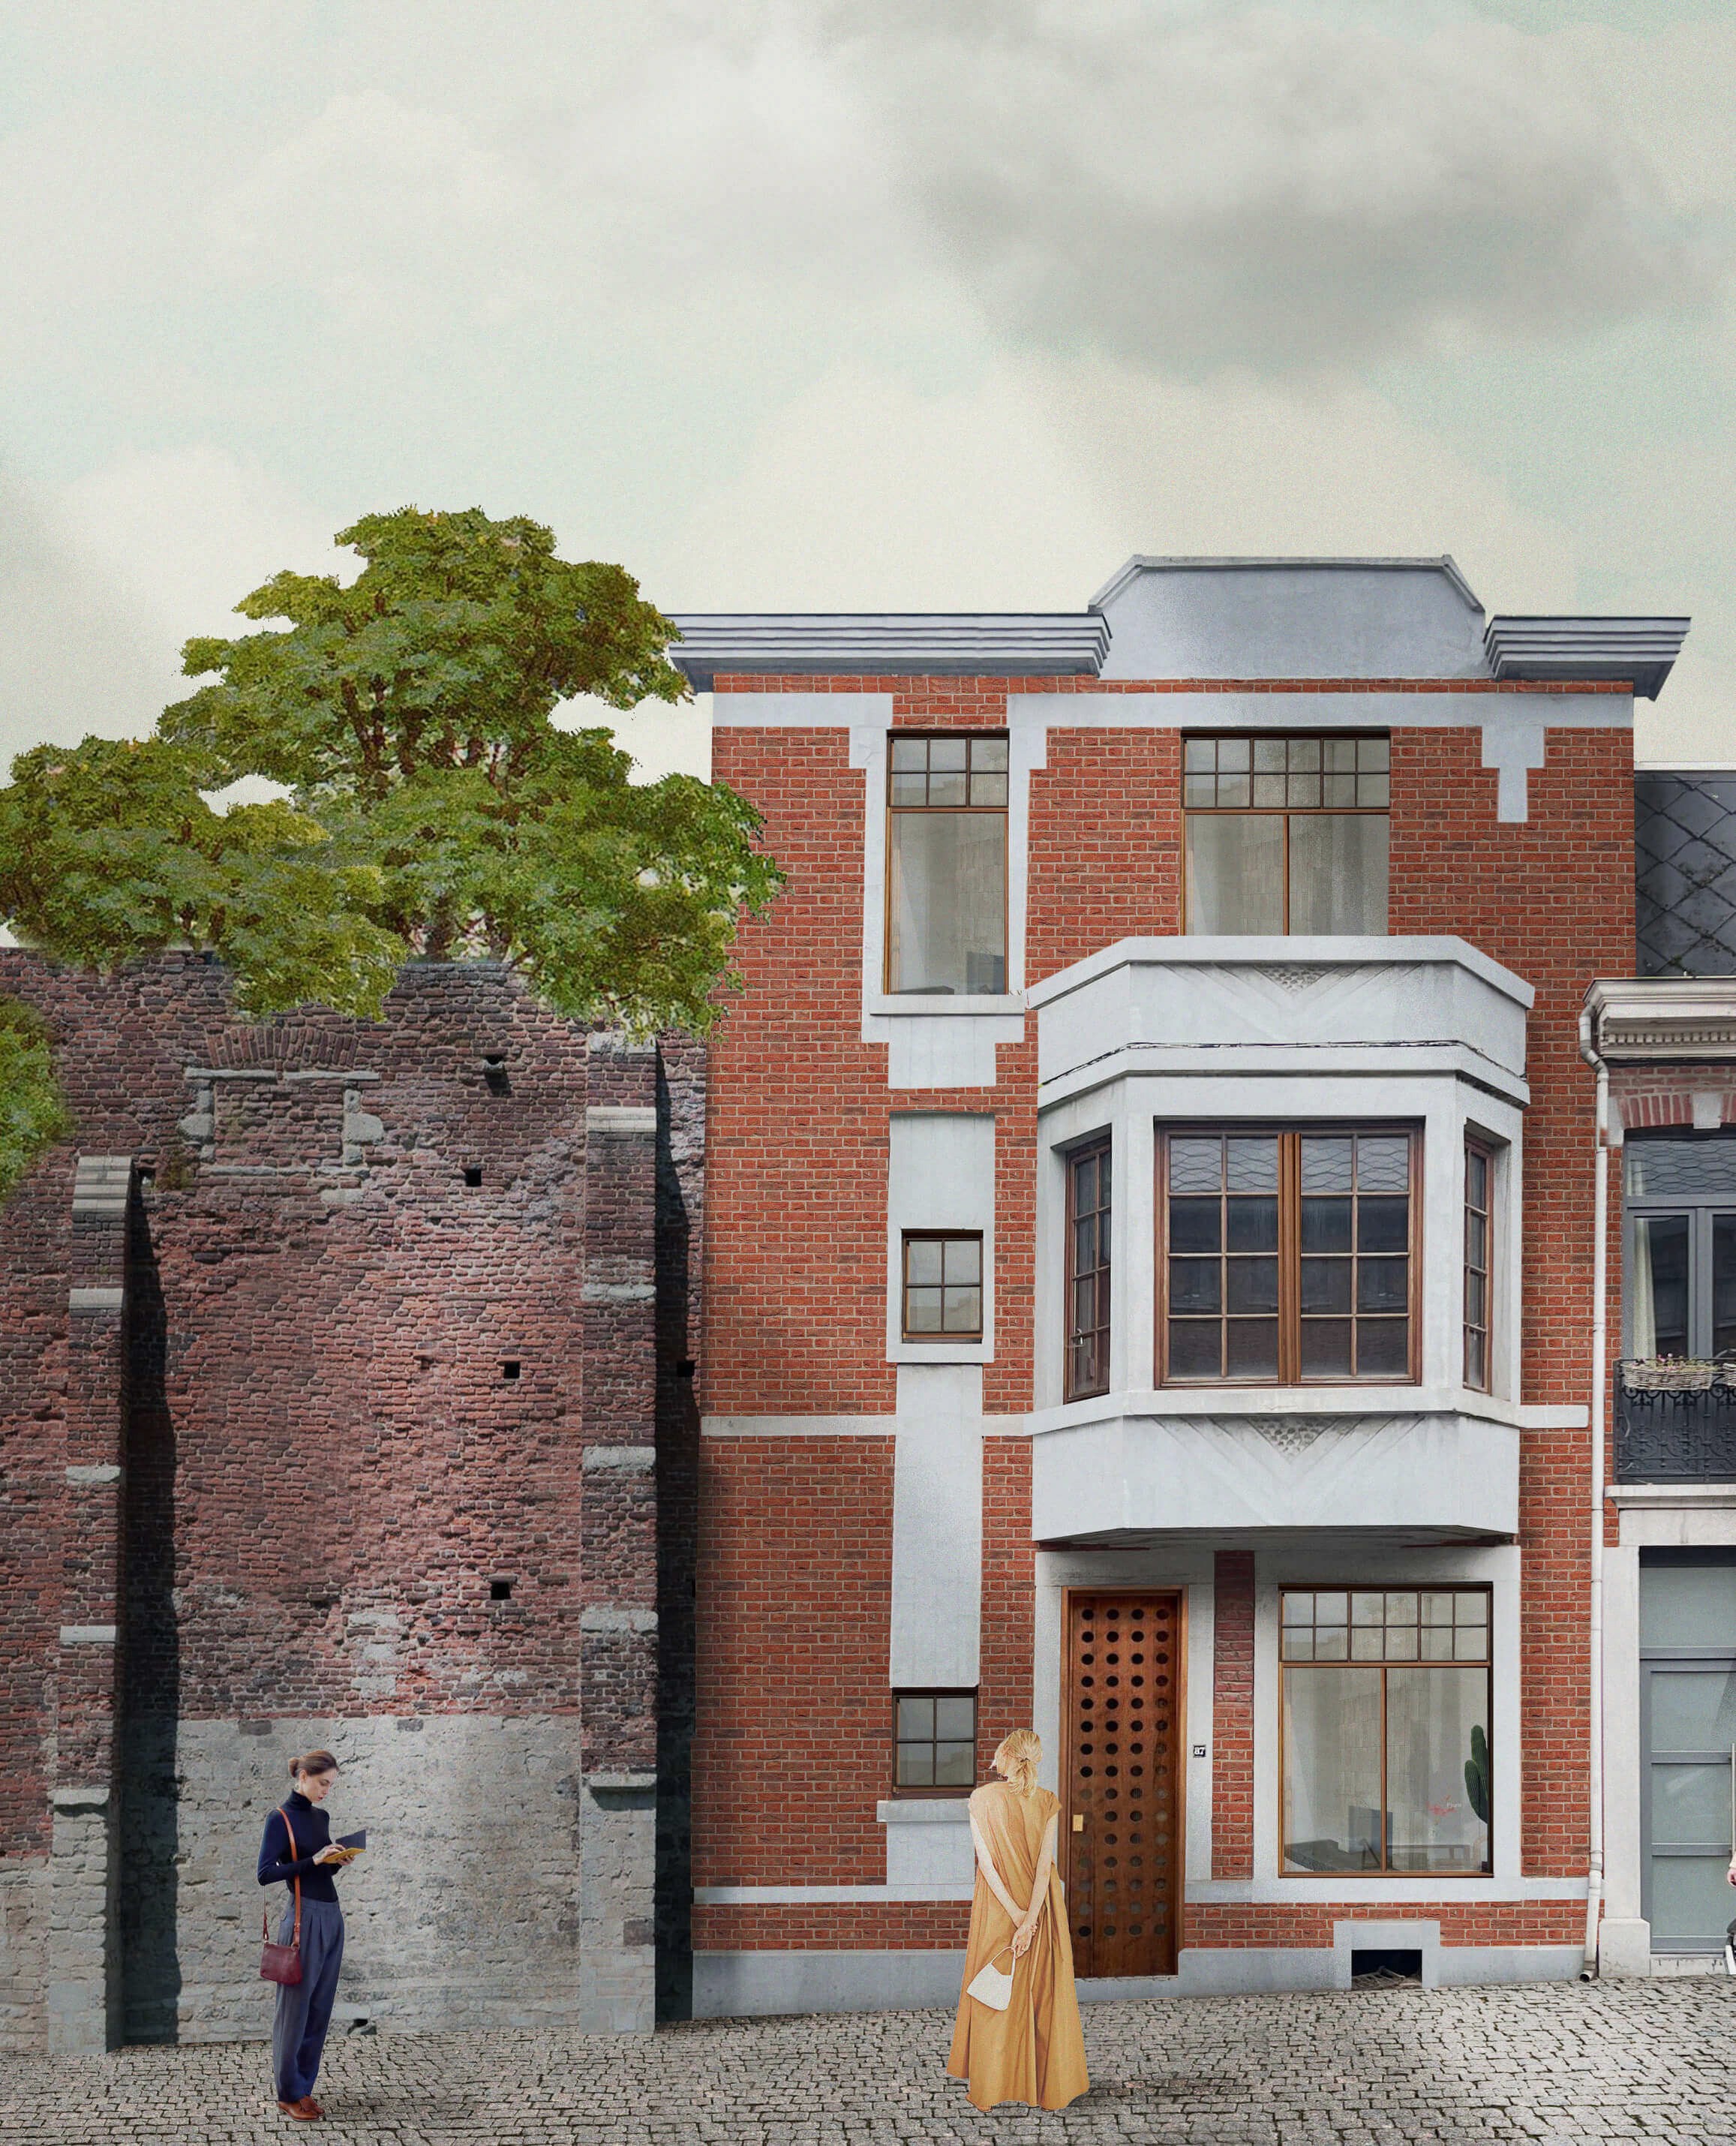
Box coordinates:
[259,1805,303,1986]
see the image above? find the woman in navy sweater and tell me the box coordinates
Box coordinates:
[257,1751,356,2122]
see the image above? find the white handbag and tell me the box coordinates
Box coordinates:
[966,1945,1016,2011]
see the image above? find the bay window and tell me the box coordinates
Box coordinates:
[1161,1128,1417,1384]
[1066,1138,1112,1401]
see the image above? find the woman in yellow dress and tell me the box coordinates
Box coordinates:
[947,1728,1089,2111]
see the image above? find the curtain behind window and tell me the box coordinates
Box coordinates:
[888,812,1005,993]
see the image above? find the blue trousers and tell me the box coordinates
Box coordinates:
[272,1898,344,2104]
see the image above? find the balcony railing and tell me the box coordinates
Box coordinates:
[1614,1364,1736,1483]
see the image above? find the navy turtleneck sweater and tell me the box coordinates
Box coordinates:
[257,1790,341,1904]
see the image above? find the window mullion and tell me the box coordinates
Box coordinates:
[1280,1132,1299,1384]
[1697,1207,1714,1359]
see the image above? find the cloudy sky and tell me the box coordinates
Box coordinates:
[2,0,1733,780]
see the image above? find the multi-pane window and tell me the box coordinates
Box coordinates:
[1626,1135,1736,1360]
[1066,1140,1112,1400]
[1281,1588,1491,1874]
[1162,1129,1416,1384]
[1182,734,1389,935]
[894,1691,977,1794]
[1464,1143,1492,1390]
[902,1231,984,1339]
[887,734,1008,994]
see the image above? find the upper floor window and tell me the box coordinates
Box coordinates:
[1065,1138,1112,1400]
[1161,1127,1416,1384]
[1464,1141,1493,1391]
[887,734,1008,994]
[1626,1135,1736,1360]
[902,1230,984,1340]
[1182,734,1389,936]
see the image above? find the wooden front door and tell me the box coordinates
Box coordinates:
[1062,1589,1183,1978]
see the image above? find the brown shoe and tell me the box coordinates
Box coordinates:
[278,2099,321,2120]
[302,2100,325,2119]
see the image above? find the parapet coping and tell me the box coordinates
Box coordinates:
[1027,934,1535,1013]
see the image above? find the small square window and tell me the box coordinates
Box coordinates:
[902,1231,984,1340]
[894,1689,978,1795]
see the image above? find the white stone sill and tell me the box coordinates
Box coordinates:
[877,1799,972,1826]
[1024,1388,1586,1437]
[1608,1483,1736,1507]
[865,993,1025,1018]
[1188,1877,1584,1904]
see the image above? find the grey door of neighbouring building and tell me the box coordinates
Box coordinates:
[1641,1555,1736,1952]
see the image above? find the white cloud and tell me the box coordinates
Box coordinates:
[656,353,1580,613]
[830,2,1719,372]
[0,448,349,780]
[54,446,348,648]
[0,467,168,770]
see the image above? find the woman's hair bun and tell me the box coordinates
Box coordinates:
[289,1749,340,1782]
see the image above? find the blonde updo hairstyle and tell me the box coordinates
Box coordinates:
[992,1728,1042,1797]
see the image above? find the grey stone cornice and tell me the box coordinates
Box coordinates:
[666,612,1110,689]
[1585,975,1736,1059]
[1485,615,1689,700]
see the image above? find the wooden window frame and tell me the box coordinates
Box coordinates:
[900,1229,985,1342]
[1464,1138,1493,1392]
[891,1687,978,1799]
[884,732,1011,996]
[1065,1136,1113,1402]
[1155,1125,1422,1387]
[1181,731,1389,934]
[1278,1584,1492,1878]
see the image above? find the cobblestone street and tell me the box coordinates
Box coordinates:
[5,1981,1736,2146]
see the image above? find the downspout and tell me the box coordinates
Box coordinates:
[1578,1002,1610,1979]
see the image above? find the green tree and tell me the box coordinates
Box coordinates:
[0,997,72,1204]
[0,506,781,1196]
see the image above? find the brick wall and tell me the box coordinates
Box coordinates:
[698,693,1626,1960]
[0,951,683,2047]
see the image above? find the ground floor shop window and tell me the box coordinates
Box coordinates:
[1281,1588,1491,1874]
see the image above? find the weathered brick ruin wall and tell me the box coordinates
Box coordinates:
[0,951,695,2050]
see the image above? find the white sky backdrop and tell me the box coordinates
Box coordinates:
[2,0,1734,781]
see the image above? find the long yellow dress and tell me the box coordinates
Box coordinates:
[946,1779,1089,2111]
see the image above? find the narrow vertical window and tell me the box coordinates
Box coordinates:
[902,1231,984,1339]
[1066,1139,1112,1400]
[1182,734,1389,935]
[887,734,1008,994]
[1464,1142,1492,1390]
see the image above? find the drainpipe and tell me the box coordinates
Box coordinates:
[1578,1002,1610,1979]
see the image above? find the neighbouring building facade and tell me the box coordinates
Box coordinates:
[673,557,1691,2009]
[1587,769,1736,1973]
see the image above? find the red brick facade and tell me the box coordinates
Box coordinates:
[695,656,1632,1992]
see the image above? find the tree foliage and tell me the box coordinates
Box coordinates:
[0,504,782,1198]
[0,997,71,1205]
[2,505,780,1031]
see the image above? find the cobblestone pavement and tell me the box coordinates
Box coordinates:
[5,1981,1736,2146]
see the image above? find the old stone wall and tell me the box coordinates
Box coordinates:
[0,951,695,2049]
